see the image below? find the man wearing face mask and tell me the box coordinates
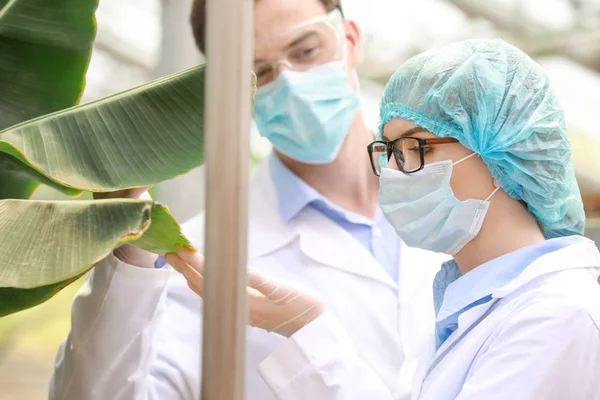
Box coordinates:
[49,1,448,399]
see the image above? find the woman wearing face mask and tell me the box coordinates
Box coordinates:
[168,38,600,400]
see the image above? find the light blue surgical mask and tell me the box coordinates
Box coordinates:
[378,153,500,255]
[253,61,360,164]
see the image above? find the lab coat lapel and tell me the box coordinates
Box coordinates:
[296,207,397,289]
[411,335,437,400]
[434,302,493,360]
[248,159,396,290]
[397,244,448,358]
[431,238,600,359]
[189,162,299,258]
[397,244,448,304]
[392,244,448,399]
[246,160,299,259]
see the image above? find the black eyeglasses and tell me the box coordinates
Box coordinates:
[367,136,459,176]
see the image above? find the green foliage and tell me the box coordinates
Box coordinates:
[0,0,253,317]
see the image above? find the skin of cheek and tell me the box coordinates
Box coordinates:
[447,152,497,202]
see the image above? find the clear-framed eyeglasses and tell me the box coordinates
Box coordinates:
[253,9,345,87]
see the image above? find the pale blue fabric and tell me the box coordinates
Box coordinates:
[432,235,587,349]
[378,160,491,256]
[154,255,167,269]
[270,154,401,282]
[378,38,585,239]
[254,62,360,164]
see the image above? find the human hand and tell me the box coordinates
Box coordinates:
[165,248,326,337]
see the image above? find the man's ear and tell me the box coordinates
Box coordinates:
[343,19,364,68]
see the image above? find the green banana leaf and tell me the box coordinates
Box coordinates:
[0,198,192,316]
[0,65,207,198]
[0,0,98,199]
[0,0,97,130]
[0,0,257,317]
[0,64,219,317]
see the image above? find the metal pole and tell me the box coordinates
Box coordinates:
[202,0,254,398]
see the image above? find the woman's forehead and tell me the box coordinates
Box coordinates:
[383,118,436,139]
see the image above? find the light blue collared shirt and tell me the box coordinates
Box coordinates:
[432,235,586,349]
[269,154,401,283]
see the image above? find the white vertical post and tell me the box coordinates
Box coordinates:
[202,0,254,399]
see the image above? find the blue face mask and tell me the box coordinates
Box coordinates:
[253,61,360,164]
[378,153,500,255]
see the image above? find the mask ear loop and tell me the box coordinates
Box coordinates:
[485,186,501,202]
[451,152,501,202]
[452,152,478,166]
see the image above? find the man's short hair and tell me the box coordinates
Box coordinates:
[190,0,343,54]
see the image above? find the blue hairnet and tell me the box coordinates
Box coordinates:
[378,38,585,239]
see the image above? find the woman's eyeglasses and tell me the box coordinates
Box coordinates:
[367,136,459,176]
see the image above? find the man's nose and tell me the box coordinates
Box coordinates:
[273,59,293,75]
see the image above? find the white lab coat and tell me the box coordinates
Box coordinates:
[49,158,449,400]
[257,237,600,400]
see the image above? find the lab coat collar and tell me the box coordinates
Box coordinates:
[442,237,600,350]
[493,236,600,298]
[246,159,298,259]
[248,158,397,289]
[297,207,396,288]
[435,235,586,326]
[413,237,600,398]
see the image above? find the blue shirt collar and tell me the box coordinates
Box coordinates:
[269,154,319,223]
[268,153,402,283]
[434,235,587,323]
[269,153,377,225]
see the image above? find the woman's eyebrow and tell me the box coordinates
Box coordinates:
[383,126,429,141]
[399,127,429,137]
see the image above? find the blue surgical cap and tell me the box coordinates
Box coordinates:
[378,38,585,238]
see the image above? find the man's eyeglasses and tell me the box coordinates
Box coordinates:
[253,9,345,87]
[367,137,459,176]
